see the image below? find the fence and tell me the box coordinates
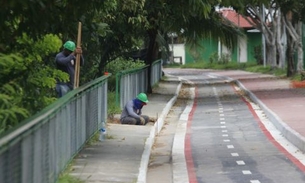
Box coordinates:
[0,75,110,183]
[115,60,163,109]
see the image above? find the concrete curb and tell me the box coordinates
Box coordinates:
[172,87,195,183]
[233,79,305,154]
[137,79,182,183]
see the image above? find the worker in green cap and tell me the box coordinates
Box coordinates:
[55,40,84,97]
[120,93,149,125]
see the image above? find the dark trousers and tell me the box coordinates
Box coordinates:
[120,115,149,125]
[55,84,71,98]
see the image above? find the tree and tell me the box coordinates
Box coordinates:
[141,0,243,93]
[278,0,305,74]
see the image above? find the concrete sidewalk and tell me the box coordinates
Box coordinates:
[69,76,182,183]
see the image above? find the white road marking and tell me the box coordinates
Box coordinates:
[227,145,234,149]
[234,85,305,166]
[223,139,230,142]
[236,161,245,165]
[250,180,261,183]
[231,153,239,157]
[242,170,252,175]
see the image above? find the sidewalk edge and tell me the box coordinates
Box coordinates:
[137,79,182,183]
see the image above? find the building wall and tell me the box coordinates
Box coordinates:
[169,43,185,64]
[185,32,261,64]
[185,38,218,64]
[247,32,262,63]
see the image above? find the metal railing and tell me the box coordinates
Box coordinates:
[115,66,149,109]
[151,59,163,86]
[115,60,162,109]
[0,75,110,183]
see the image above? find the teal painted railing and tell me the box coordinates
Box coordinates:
[0,74,111,183]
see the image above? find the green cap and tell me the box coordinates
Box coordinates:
[63,41,76,52]
[137,93,149,103]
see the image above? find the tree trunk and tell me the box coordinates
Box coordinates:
[296,22,303,72]
[146,28,158,93]
[286,34,296,77]
[276,13,287,69]
[266,44,277,67]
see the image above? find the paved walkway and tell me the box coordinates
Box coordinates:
[69,75,182,183]
[70,69,305,183]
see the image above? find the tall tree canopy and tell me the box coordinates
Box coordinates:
[0,0,243,133]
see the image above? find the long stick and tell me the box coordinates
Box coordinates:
[74,22,82,89]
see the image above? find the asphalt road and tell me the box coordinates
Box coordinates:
[155,69,305,183]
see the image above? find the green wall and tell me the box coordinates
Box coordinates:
[185,31,262,64]
[185,38,218,64]
[247,32,262,63]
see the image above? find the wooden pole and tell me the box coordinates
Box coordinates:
[74,22,82,89]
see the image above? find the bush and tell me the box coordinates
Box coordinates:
[105,57,145,91]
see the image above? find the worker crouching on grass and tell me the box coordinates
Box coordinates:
[120,93,150,125]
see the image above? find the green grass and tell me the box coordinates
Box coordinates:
[57,174,84,183]
[107,91,121,117]
[165,61,289,78]
[56,162,84,183]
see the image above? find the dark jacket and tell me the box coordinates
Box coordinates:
[55,51,84,89]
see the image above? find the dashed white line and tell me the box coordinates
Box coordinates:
[236,161,245,165]
[220,122,226,124]
[227,145,234,149]
[223,139,230,142]
[222,130,228,133]
[242,170,252,175]
[222,134,228,137]
[231,153,239,157]
[250,180,261,183]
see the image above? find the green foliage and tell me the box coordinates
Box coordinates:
[0,34,63,134]
[105,57,146,91]
[209,52,231,64]
[253,45,263,65]
[56,174,84,183]
[107,92,121,117]
[180,60,256,70]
